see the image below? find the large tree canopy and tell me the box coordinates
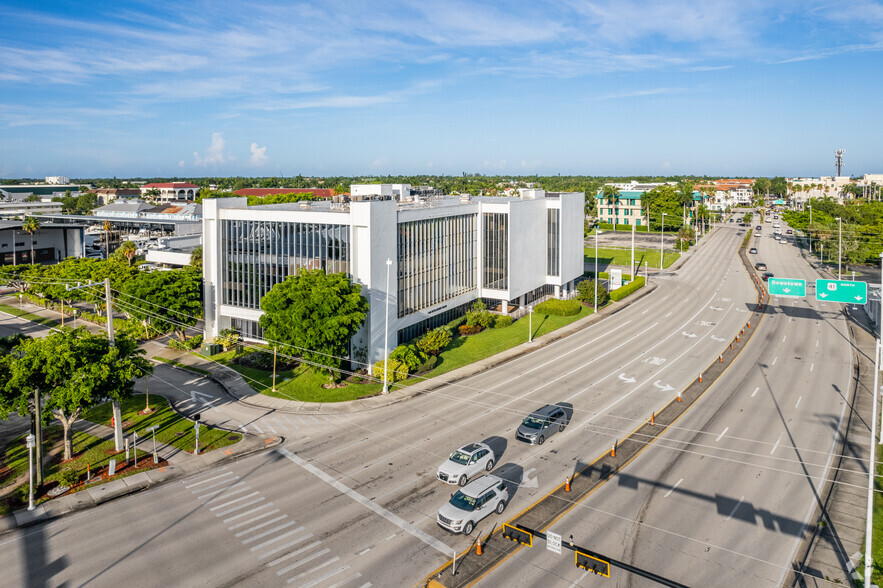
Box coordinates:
[121,266,203,340]
[259,269,369,380]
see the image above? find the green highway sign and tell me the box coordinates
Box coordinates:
[768,278,806,297]
[815,279,868,304]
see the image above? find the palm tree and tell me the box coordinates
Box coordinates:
[21,216,40,264]
[103,220,113,259]
[601,185,621,230]
[677,181,694,226]
[118,240,137,265]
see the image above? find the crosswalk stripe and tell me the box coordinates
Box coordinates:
[258,534,316,560]
[264,420,278,434]
[241,522,301,545]
[280,415,298,429]
[234,515,288,538]
[197,482,247,500]
[289,560,345,586]
[215,497,266,517]
[252,423,264,434]
[209,492,262,511]
[184,467,228,483]
[223,503,274,523]
[275,547,331,575]
[228,509,281,531]
[327,573,362,588]
[184,471,233,488]
[249,527,310,552]
[204,485,251,503]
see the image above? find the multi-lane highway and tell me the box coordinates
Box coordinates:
[0,217,855,587]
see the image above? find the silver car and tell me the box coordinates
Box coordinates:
[437,475,509,535]
[515,404,568,445]
[437,442,496,486]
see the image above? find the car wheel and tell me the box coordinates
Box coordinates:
[463,521,474,535]
[559,424,565,432]
[458,475,468,487]
[537,435,545,445]
[485,459,494,471]
[496,501,506,515]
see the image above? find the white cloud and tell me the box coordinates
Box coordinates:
[249,142,268,166]
[178,160,185,167]
[193,132,229,167]
[371,156,389,167]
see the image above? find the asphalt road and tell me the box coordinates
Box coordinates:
[478,220,853,586]
[0,221,780,587]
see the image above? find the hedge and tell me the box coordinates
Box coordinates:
[609,277,646,301]
[372,358,409,383]
[535,298,581,316]
[494,315,513,328]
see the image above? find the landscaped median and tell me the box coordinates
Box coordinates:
[0,394,240,516]
[583,246,680,270]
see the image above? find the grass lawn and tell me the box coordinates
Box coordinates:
[584,247,680,269]
[82,394,241,454]
[0,302,61,329]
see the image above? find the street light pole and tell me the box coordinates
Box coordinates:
[381,258,392,395]
[659,213,667,272]
[528,305,533,343]
[594,229,601,313]
[26,434,35,511]
[630,222,635,278]
[836,217,842,280]
[808,203,812,254]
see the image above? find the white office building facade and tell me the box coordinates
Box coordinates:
[203,187,584,363]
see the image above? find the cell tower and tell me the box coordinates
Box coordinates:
[835,149,845,176]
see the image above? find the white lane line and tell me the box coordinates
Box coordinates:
[289,559,344,586]
[358,548,371,555]
[275,547,332,575]
[204,485,251,504]
[772,356,777,366]
[771,433,784,455]
[716,427,729,442]
[328,573,362,588]
[751,387,759,398]
[228,509,281,531]
[385,533,396,541]
[264,419,278,434]
[185,471,233,488]
[782,335,787,343]
[216,497,266,517]
[277,447,455,557]
[664,479,683,498]
[223,503,274,523]
[796,396,802,409]
[239,425,247,433]
[251,423,265,434]
[234,515,289,538]
[816,340,819,347]
[241,521,301,545]
[665,312,672,318]
[190,477,241,493]
[726,496,745,521]
[195,481,245,499]
[641,309,649,315]
[183,466,228,483]
[810,363,814,372]
[359,583,373,588]
[209,492,262,511]
[259,535,316,561]
[250,526,309,552]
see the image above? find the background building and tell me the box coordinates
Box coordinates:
[139,182,200,202]
[203,185,584,363]
[0,221,85,265]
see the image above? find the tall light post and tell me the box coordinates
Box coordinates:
[835,217,842,280]
[594,229,602,313]
[528,305,533,343]
[659,213,667,272]
[381,258,392,395]
[808,203,813,255]
[26,433,35,511]
[146,425,158,464]
[630,222,636,278]
[865,253,883,587]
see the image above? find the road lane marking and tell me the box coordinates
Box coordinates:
[665,312,672,317]
[664,479,683,498]
[716,427,729,442]
[223,503,274,523]
[358,548,371,555]
[816,340,819,347]
[228,509,281,531]
[264,420,278,434]
[290,559,344,586]
[252,423,264,434]
[281,415,298,429]
[241,521,301,544]
[239,425,247,433]
[216,497,266,517]
[277,447,455,557]
[751,387,759,398]
[251,526,311,552]
[385,533,396,540]
[782,335,787,342]
[772,356,777,366]
[259,535,316,560]
[726,496,745,521]
[771,433,784,455]
[189,476,241,493]
[195,481,245,499]
[328,573,362,588]
[234,515,289,538]
[811,363,814,372]
[796,396,802,408]
[204,485,251,503]
[185,471,233,488]
[275,547,332,575]
[641,309,649,315]
[209,492,262,511]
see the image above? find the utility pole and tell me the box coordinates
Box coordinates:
[630,223,635,279]
[866,252,882,587]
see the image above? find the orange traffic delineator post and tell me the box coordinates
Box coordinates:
[651,412,655,425]
[476,535,483,556]
[611,441,617,458]
[699,373,703,383]
[565,477,571,492]
[677,392,682,402]
[747,321,751,328]
[736,335,740,342]
[719,354,723,363]
[87,463,91,482]
[730,342,734,350]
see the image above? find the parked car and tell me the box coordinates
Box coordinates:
[749,248,758,254]
[756,225,763,231]
[437,475,509,535]
[763,272,774,281]
[437,442,495,486]
[516,404,568,445]
[786,229,793,235]
[755,262,767,271]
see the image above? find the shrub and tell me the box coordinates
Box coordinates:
[372,358,409,383]
[390,344,426,371]
[609,277,646,301]
[56,468,80,487]
[494,315,513,328]
[459,324,483,335]
[445,316,466,330]
[465,300,494,329]
[535,298,582,316]
[416,327,452,356]
[576,279,609,307]
[169,334,204,350]
[414,355,438,374]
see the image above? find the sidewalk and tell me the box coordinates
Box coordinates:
[71,418,195,466]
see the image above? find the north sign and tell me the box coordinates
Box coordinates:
[815,279,867,304]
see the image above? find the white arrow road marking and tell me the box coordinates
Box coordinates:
[618,373,637,384]
[710,306,723,311]
[653,380,674,392]
[710,335,726,342]
[190,390,216,404]
[522,468,539,489]
[736,308,747,313]
[682,332,698,338]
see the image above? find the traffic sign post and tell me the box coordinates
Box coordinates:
[815,279,868,304]
[768,278,806,298]
[546,531,562,555]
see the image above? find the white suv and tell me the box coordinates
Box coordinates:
[437,475,509,535]
[437,442,495,486]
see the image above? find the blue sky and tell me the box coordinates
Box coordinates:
[2,0,882,179]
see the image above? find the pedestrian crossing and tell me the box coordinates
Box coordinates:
[236,414,341,436]
[184,466,371,588]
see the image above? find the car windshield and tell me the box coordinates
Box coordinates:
[449,491,476,511]
[522,416,546,429]
[448,451,471,465]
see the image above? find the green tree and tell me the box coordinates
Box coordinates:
[259,269,369,381]
[753,177,771,197]
[601,185,621,229]
[122,266,203,340]
[1,329,151,461]
[577,279,609,307]
[117,240,137,266]
[22,216,40,264]
[416,327,452,356]
[190,246,203,268]
[770,177,787,197]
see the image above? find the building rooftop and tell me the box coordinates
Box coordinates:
[94,200,153,214]
[233,188,336,198]
[142,182,199,189]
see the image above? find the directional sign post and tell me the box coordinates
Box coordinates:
[816,279,868,304]
[768,278,806,298]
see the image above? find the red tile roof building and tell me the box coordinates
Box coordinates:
[232,188,336,198]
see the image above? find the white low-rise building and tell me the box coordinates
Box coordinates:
[203,185,584,362]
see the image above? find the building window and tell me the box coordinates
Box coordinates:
[397,214,477,317]
[231,317,264,342]
[221,219,350,310]
[483,213,508,290]
[547,208,559,277]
